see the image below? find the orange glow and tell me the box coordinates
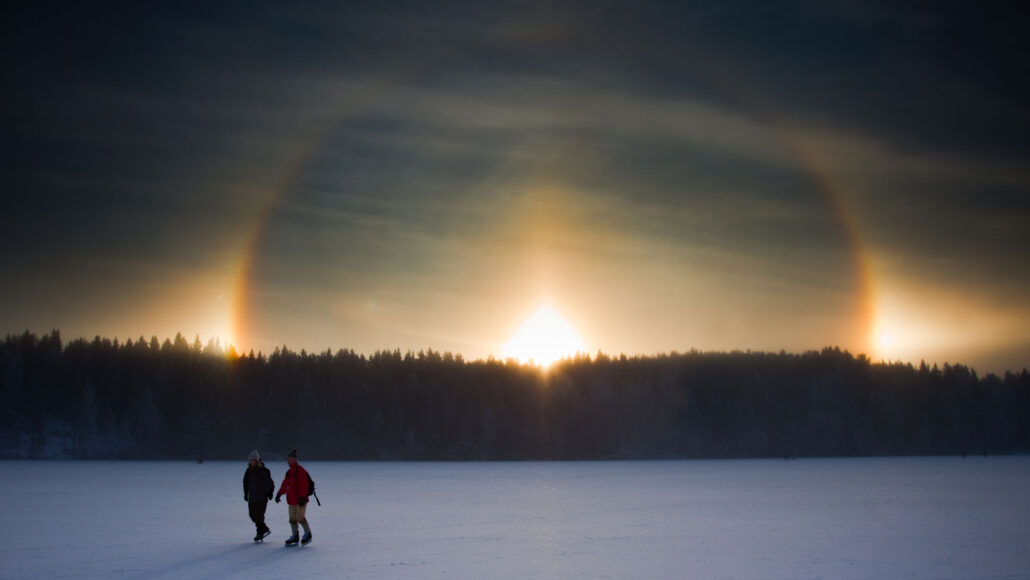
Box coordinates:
[501,304,587,367]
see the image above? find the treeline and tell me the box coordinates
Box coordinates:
[1,330,1028,460]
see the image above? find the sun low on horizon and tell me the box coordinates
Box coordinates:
[500,304,588,368]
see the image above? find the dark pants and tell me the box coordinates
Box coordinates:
[248,500,269,532]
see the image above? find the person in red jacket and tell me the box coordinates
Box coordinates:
[275,449,313,545]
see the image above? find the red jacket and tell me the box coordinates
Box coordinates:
[277,464,310,505]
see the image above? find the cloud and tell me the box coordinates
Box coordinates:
[3,1,1028,371]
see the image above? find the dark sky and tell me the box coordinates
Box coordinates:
[3,1,1029,373]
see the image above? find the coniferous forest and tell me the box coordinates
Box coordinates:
[1,330,1028,460]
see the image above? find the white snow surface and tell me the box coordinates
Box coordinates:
[2,457,1029,579]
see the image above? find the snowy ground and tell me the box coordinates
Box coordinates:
[1,457,1028,579]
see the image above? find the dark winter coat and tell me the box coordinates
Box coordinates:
[243,462,275,503]
[276,463,311,506]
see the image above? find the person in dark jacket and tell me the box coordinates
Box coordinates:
[243,449,275,541]
[275,449,313,545]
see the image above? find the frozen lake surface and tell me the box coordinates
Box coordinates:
[1,457,1028,579]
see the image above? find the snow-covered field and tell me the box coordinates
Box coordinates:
[2,457,1028,579]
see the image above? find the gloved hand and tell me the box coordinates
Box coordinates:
[266,493,273,501]
[275,495,281,503]
[244,493,249,502]
[298,498,307,507]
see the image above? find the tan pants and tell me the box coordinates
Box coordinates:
[288,503,308,526]
[288,503,310,537]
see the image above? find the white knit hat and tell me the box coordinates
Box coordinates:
[248,449,260,461]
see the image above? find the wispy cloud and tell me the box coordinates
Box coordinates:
[3,1,1028,371]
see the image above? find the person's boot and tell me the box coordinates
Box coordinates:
[301,531,312,545]
[285,522,300,545]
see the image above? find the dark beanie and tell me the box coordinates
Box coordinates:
[288,449,298,458]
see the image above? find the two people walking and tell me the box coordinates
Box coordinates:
[243,449,315,546]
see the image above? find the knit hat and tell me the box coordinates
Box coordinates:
[249,449,260,461]
[288,449,298,458]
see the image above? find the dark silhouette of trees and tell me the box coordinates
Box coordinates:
[1,332,1027,460]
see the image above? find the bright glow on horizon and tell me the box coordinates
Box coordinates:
[867,281,1024,369]
[872,325,899,359]
[501,304,587,367]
